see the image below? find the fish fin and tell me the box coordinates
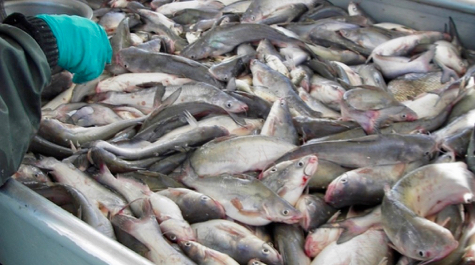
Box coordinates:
[377,257,388,265]
[183,110,199,127]
[152,84,166,108]
[224,77,237,92]
[216,224,248,238]
[230,198,262,217]
[434,57,459,84]
[227,112,247,127]
[336,223,366,244]
[327,210,341,223]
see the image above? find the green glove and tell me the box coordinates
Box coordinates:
[36,14,112,84]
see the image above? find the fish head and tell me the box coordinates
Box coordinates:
[180,41,212,60]
[324,173,351,207]
[395,218,458,262]
[178,241,204,260]
[300,155,319,180]
[221,98,249,113]
[197,194,227,219]
[241,238,283,265]
[159,218,196,243]
[241,8,264,23]
[263,201,302,224]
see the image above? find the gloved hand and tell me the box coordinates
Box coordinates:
[36,15,112,83]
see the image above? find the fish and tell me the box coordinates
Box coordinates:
[391,162,475,217]
[117,47,224,89]
[191,219,283,265]
[340,85,418,133]
[178,241,240,265]
[240,0,318,23]
[250,59,322,118]
[273,223,310,265]
[96,73,193,93]
[35,157,132,217]
[157,188,226,224]
[111,199,196,264]
[381,186,459,262]
[260,98,299,144]
[180,164,302,226]
[37,115,147,147]
[92,125,229,160]
[180,22,315,60]
[324,162,420,208]
[95,163,196,242]
[260,155,318,205]
[387,71,447,102]
[189,135,296,176]
[295,193,337,231]
[273,133,437,168]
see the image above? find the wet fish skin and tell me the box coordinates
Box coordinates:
[250,59,322,118]
[89,147,161,173]
[260,98,299,145]
[106,16,132,76]
[295,193,337,231]
[190,135,297,176]
[180,169,303,226]
[273,133,437,168]
[304,227,342,258]
[117,47,224,89]
[340,85,418,134]
[35,157,132,217]
[157,188,226,224]
[37,115,146,147]
[178,240,239,265]
[260,155,318,205]
[93,125,229,160]
[191,219,283,265]
[240,0,318,23]
[111,200,196,265]
[381,187,459,262]
[273,223,310,265]
[180,22,314,60]
[324,163,409,208]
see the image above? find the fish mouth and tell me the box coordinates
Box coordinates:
[304,156,319,176]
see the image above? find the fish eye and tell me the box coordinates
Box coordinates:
[424,151,430,156]
[401,114,407,118]
[190,55,196,59]
[226,101,233,109]
[340,177,348,183]
[168,234,177,241]
[184,241,192,247]
[251,16,255,21]
[270,168,277,172]
[262,248,270,254]
[251,262,260,265]
[282,209,290,216]
[417,250,426,258]
[297,161,304,167]
[201,195,210,201]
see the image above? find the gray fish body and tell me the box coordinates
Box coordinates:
[295,193,337,231]
[118,47,224,89]
[89,147,161,173]
[93,125,229,160]
[260,155,318,205]
[190,135,296,176]
[38,115,146,147]
[381,189,458,262]
[260,98,299,145]
[157,188,226,224]
[35,157,131,217]
[182,173,302,226]
[180,23,313,60]
[106,17,132,75]
[273,224,310,265]
[274,133,437,168]
[293,116,358,141]
[191,219,283,265]
[70,104,123,127]
[241,0,318,23]
[467,124,475,173]
[163,82,248,113]
[251,59,321,118]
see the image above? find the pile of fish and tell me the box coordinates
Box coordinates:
[15,0,475,264]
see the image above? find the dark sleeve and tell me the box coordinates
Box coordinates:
[0,23,52,185]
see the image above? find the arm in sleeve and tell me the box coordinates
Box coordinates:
[0,24,52,185]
